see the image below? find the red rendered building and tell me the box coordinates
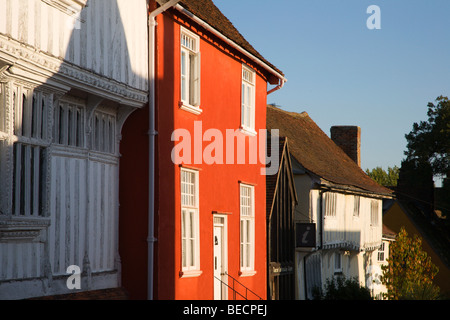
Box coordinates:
[119,0,285,300]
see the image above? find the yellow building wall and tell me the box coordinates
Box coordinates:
[384,202,450,297]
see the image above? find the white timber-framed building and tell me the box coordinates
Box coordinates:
[267,105,394,300]
[0,0,148,299]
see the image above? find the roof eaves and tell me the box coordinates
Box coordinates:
[318,179,394,199]
[267,105,394,198]
[173,1,285,82]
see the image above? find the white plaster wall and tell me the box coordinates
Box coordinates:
[0,0,148,91]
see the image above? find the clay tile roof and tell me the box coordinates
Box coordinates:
[176,0,284,77]
[382,224,396,239]
[266,105,393,196]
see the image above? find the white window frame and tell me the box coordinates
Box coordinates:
[180,27,201,115]
[239,183,256,276]
[240,65,256,135]
[377,242,386,262]
[334,252,342,274]
[92,110,116,154]
[54,100,85,148]
[180,167,201,277]
[353,195,360,217]
[10,84,50,218]
[324,192,337,218]
[370,200,379,226]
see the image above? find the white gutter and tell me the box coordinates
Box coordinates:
[174,4,287,94]
[147,0,181,301]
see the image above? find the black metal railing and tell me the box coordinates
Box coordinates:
[214,272,263,300]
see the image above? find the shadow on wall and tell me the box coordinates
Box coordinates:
[302,230,386,299]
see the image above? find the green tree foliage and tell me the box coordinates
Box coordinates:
[365,166,399,186]
[312,276,372,300]
[380,228,440,300]
[400,282,442,300]
[404,95,450,178]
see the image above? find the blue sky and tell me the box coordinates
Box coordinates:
[215,0,450,175]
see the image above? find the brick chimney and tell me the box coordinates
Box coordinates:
[330,126,361,167]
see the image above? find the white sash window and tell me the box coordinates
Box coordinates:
[180,168,201,276]
[240,183,255,274]
[180,27,201,115]
[241,65,256,135]
[377,242,386,262]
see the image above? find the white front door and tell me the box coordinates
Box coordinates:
[213,216,227,300]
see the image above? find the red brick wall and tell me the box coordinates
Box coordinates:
[330,126,361,167]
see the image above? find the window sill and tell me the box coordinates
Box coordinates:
[239,127,257,137]
[179,102,202,115]
[42,0,88,16]
[0,216,50,242]
[179,269,203,278]
[239,270,257,277]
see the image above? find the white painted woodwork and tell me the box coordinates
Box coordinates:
[48,153,118,276]
[296,182,383,252]
[320,191,382,251]
[0,241,45,280]
[293,173,385,299]
[0,0,148,93]
[0,0,147,299]
[0,86,122,298]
